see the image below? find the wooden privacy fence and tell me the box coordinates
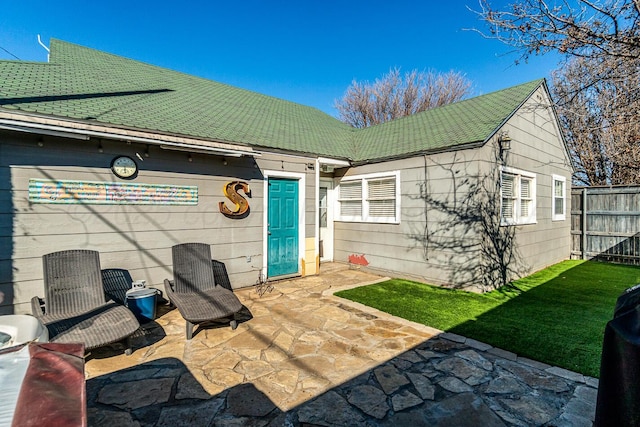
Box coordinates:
[571,186,640,265]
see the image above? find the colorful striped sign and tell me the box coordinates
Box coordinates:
[28,179,198,205]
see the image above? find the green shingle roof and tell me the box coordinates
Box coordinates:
[0,39,544,162]
[351,79,541,162]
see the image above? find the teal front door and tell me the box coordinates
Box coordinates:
[267,178,299,277]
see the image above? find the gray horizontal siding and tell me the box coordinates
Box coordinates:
[334,87,572,289]
[1,133,316,313]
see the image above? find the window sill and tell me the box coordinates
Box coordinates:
[500,219,537,226]
[336,218,400,225]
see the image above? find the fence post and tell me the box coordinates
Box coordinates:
[582,187,587,260]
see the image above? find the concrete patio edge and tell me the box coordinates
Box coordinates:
[322,275,600,389]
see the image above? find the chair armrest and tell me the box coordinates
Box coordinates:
[163,279,175,294]
[163,279,175,307]
[31,296,45,318]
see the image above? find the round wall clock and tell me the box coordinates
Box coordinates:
[111,156,138,179]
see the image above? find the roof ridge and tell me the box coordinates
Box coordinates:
[350,79,545,162]
[356,78,545,133]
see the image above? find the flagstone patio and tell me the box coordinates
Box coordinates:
[85,263,598,426]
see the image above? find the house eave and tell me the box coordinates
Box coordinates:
[248,143,352,163]
[349,140,486,166]
[318,157,351,167]
[0,110,260,158]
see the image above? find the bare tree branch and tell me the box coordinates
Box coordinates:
[473,0,640,61]
[553,56,640,185]
[475,0,640,185]
[334,68,472,128]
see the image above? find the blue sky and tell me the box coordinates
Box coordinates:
[1,1,560,116]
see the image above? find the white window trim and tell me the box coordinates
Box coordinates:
[262,170,306,279]
[500,166,537,226]
[552,174,567,221]
[336,171,400,224]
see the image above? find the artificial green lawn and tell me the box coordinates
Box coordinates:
[335,260,640,378]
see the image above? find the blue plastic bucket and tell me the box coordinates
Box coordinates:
[126,288,157,323]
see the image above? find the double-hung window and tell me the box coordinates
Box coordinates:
[552,174,566,221]
[337,171,400,223]
[501,167,536,225]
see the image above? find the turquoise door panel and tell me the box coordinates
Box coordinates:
[267,178,299,277]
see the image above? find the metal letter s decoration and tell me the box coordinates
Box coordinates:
[219,181,251,219]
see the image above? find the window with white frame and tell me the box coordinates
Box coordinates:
[552,174,566,221]
[501,167,536,225]
[337,171,400,223]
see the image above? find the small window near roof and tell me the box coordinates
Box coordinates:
[552,175,566,221]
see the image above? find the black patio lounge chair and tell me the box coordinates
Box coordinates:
[31,250,140,355]
[101,268,134,305]
[164,243,243,339]
[212,259,233,291]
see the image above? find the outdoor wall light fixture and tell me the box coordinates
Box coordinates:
[499,132,512,151]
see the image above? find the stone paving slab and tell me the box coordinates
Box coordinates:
[85,264,598,426]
